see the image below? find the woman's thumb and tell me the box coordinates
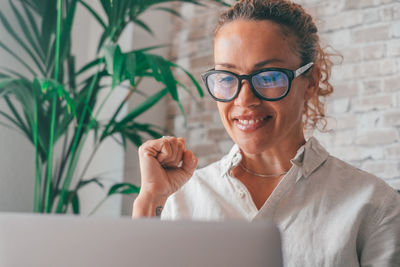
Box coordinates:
[181,150,198,174]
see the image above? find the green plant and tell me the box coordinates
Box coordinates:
[0,0,228,214]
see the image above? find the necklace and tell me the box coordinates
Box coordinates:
[239,162,288,178]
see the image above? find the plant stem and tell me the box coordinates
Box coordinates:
[44,95,57,213]
[56,71,100,213]
[33,90,41,212]
[56,126,69,188]
[88,197,107,216]
[45,0,62,213]
[54,0,62,82]
[99,78,141,141]
[77,143,101,184]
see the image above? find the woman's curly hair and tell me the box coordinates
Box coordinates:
[215,0,334,131]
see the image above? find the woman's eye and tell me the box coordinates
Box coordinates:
[219,76,235,84]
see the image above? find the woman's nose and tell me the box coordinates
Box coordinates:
[233,80,261,107]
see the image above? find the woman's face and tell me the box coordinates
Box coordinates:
[214,20,313,154]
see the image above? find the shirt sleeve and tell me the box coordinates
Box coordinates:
[360,189,400,267]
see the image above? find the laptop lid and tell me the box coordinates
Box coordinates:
[0,213,282,267]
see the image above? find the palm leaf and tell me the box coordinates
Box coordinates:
[76,58,105,76]
[133,19,154,35]
[0,10,45,75]
[107,182,140,196]
[0,41,36,76]
[151,6,183,18]
[115,88,168,127]
[78,0,107,29]
[169,61,204,97]
[40,1,57,61]
[9,0,44,62]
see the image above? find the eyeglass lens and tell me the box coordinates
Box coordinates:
[207,70,289,100]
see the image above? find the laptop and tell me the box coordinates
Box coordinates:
[0,212,283,267]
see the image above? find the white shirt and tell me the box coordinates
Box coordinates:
[162,137,400,267]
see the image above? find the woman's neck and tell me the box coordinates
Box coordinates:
[239,136,306,176]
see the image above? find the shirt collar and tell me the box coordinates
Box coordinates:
[221,144,241,176]
[220,137,329,180]
[291,137,329,179]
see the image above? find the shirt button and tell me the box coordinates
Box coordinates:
[238,191,245,198]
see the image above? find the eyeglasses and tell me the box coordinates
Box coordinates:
[201,62,314,102]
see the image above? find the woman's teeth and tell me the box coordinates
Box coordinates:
[238,118,264,125]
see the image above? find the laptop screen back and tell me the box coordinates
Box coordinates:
[0,213,283,267]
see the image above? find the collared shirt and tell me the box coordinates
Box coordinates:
[162,137,400,267]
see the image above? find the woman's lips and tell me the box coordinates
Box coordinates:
[233,116,272,131]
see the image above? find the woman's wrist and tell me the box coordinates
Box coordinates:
[132,192,169,218]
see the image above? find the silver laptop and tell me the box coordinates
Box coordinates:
[0,213,283,267]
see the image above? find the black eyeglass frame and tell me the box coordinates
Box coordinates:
[201,62,314,102]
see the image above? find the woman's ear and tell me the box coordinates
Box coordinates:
[304,65,321,101]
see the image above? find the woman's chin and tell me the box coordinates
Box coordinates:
[235,138,275,155]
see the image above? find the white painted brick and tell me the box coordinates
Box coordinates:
[360,146,384,160]
[360,59,397,77]
[361,60,379,78]
[383,110,400,126]
[331,64,362,81]
[363,44,386,60]
[345,0,397,10]
[176,57,190,70]
[189,127,209,146]
[352,95,393,111]
[352,25,390,43]
[341,47,363,62]
[383,75,400,93]
[379,59,398,76]
[331,146,384,162]
[181,3,196,19]
[390,21,400,37]
[396,92,400,107]
[213,111,222,123]
[384,143,400,158]
[311,130,335,148]
[218,139,234,154]
[386,39,400,56]
[335,115,358,130]
[321,29,352,48]
[333,129,355,145]
[362,79,382,95]
[318,1,346,16]
[361,160,400,179]
[331,81,360,98]
[385,178,400,190]
[362,9,381,24]
[332,97,350,113]
[195,38,213,57]
[357,111,382,129]
[355,128,398,145]
[330,146,363,162]
[320,12,363,31]
[173,115,186,135]
[380,5,400,21]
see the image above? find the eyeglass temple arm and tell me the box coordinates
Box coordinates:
[294,62,314,77]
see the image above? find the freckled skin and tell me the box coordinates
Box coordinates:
[214,20,315,162]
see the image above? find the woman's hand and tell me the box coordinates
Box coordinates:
[132,136,198,218]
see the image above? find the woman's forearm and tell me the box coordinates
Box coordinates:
[132,193,168,218]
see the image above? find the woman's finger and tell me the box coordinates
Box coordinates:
[157,137,173,163]
[160,137,185,167]
[166,138,185,166]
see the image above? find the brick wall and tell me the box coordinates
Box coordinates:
[166,0,400,189]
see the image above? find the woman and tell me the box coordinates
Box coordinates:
[133,0,400,266]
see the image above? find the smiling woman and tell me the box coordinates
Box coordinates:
[132,0,400,266]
